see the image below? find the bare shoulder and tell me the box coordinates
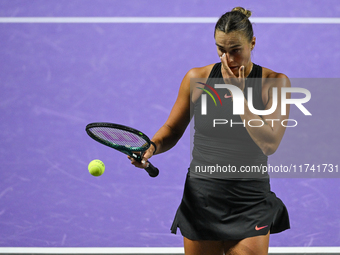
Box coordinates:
[180,63,215,95]
[186,63,215,79]
[261,67,291,105]
[176,63,216,100]
[262,66,291,88]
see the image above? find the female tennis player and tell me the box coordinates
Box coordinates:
[130,7,290,255]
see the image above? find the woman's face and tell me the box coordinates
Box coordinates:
[215,30,255,76]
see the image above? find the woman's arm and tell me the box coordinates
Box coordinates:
[240,72,291,156]
[219,54,291,156]
[151,71,192,155]
[130,65,212,168]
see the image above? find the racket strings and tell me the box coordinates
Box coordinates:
[88,127,149,150]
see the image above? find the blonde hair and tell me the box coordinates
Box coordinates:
[214,7,253,42]
[231,7,252,18]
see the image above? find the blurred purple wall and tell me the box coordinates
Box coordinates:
[0,0,339,247]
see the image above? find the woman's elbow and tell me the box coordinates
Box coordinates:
[261,143,278,156]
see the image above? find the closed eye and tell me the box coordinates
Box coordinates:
[218,47,225,53]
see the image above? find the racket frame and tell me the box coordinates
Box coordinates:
[85,122,159,177]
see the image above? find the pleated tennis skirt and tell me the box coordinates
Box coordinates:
[171,171,290,240]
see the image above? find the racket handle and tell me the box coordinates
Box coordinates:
[145,161,159,177]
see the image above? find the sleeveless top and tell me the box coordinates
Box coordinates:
[190,62,268,179]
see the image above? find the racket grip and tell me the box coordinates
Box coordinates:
[145,161,159,177]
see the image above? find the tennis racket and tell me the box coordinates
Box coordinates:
[85,122,159,177]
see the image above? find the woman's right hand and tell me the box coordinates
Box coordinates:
[220,53,245,92]
[127,142,156,169]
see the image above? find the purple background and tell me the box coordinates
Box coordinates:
[0,0,339,248]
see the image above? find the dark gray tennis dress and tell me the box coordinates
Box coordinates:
[170,63,290,240]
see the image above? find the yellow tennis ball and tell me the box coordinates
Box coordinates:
[88,159,105,176]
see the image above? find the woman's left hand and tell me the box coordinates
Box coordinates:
[220,53,245,92]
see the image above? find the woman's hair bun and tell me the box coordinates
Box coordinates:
[231,7,252,18]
